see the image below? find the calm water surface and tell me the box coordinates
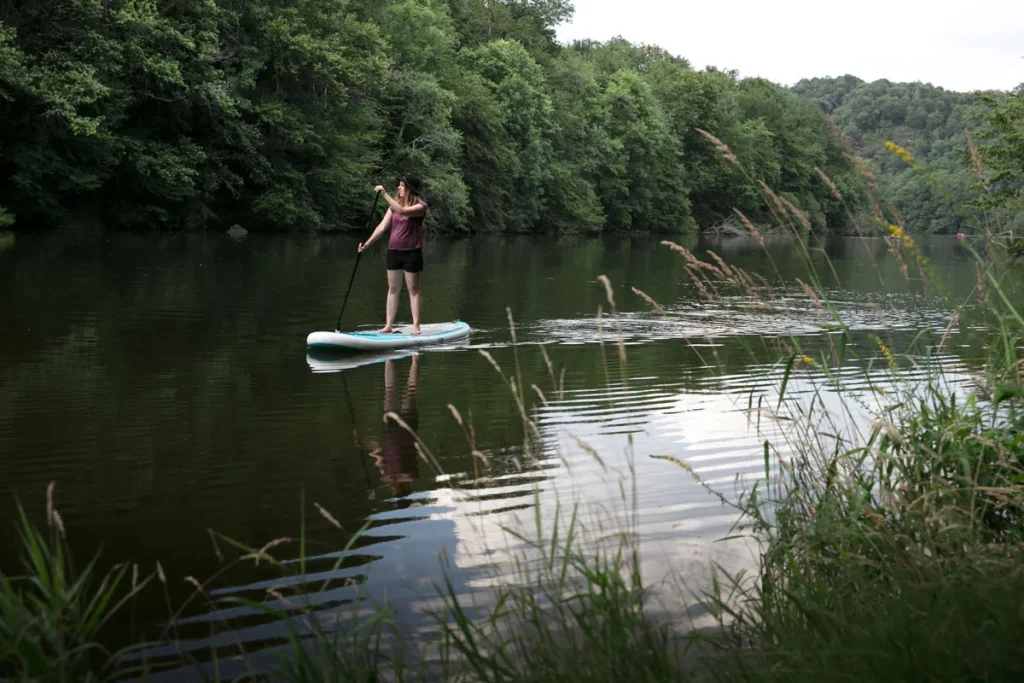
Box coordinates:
[0,231,983,676]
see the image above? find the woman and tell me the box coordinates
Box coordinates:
[360,176,428,335]
[358,176,428,334]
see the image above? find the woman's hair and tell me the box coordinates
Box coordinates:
[398,175,422,207]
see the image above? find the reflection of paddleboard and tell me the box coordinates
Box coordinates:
[306,320,471,351]
[306,349,415,374]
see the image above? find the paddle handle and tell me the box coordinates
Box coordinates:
[336,190,382,332]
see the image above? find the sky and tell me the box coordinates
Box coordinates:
[555,0,1024,92]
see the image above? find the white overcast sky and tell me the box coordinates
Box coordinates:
[555,0,1024,92]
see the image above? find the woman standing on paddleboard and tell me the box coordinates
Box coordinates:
[358,175,428,335]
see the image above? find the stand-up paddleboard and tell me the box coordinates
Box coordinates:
[311,191,472,355]
[306,320,471,352]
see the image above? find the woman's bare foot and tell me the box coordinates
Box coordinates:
[411,325,421,335]
[378,326,393,333]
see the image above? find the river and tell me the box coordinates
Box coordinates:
[0,230,982,677]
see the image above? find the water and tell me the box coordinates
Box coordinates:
[0,230,984,675]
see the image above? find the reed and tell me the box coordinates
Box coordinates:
[0,491,152,682]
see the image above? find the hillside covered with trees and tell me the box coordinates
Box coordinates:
[793,75,1024,235]
[0,0,864,234]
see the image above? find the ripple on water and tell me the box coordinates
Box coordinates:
[508,289,964,347]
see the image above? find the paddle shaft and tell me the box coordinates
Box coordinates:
[335,190,382,332]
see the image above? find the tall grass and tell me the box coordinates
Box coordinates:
[0,486,151,682]
[674,121,1024,682]
[695,368,1024,681]
[3,119,1023,681]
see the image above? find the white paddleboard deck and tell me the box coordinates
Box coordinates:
[307,320,470,352]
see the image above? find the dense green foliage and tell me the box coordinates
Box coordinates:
[980,85,1024,210]
[0,0,858,233]
[0,0,388,232]
[793,75,1024,235]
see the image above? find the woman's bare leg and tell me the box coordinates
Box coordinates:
[381,270,404,332]
[405,271,422,334]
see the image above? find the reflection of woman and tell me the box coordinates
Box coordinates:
[370,355,420,503]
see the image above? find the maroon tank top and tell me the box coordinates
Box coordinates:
[388,200,428,251]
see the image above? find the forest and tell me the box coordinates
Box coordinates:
[793,75,1024,235]
[0,0,1019,235]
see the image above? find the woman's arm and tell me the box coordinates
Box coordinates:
[358,209,392,252]
[374,185,427,217]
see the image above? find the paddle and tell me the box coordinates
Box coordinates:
[335,189,382,332]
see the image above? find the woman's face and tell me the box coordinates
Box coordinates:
[397,181,408,199]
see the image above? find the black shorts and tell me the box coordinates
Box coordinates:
[386,248,423,273]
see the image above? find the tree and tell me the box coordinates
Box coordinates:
[458,39,554,232]
[597,69,693,232]
[375,0,468,229]
[444,0,572,54]
[981,85,1024,209]
[542,49,609,233]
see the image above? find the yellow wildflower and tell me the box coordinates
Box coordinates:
[887,224,915,249]
[884,140,917,166]
[801,355,818,368]
[874,337,898,372]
